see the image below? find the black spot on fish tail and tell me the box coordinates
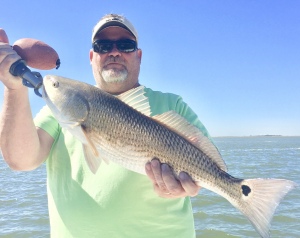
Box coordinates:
[242,185,251,196]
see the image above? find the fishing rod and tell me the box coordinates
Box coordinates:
[0,29,60,97]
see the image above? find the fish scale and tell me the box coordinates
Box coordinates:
[42,75,297,238]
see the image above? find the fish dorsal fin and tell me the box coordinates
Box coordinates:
[116,86,151,117]
[153,111,227,172]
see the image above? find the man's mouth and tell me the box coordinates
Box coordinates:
[104,63,125,69]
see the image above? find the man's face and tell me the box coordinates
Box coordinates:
[90,26,142,94]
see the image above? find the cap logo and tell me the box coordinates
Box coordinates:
[106,14,124,23]
[92,14,138,42]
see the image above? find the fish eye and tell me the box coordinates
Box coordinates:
[52,81,59,88]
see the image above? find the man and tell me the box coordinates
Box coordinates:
[0,14,210,237]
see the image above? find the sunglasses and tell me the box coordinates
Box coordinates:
[92,39,137,54]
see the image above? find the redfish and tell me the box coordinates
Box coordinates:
[42,75,297,238]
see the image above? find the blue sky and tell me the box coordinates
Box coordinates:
[0,1,299,137]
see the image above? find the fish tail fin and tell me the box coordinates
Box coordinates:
[235,179,297,238]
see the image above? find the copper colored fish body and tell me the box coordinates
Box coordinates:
[42,75,297,238]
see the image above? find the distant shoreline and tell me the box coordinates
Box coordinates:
[213,135,300,138]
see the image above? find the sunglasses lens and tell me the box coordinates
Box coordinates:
[116,40,136,53]
[93,39,137,54]
[93,41,113,54]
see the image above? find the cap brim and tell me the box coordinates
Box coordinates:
[92,22,136,42]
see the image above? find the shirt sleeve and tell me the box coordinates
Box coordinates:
[33,106,61,140]
[144,86,212,139]
[174,96,212,139]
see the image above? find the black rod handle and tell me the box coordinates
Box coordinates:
[9,59,42,89]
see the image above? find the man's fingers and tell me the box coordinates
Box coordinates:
[161,164,185,195]
[146,160,174,198]
[149,159,168,192]
[145,161,155,183]
[178,172,201,197]
[145,159,201,198]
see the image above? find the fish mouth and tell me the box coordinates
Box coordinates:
[41,83,57,114]
[41,83,65,124]
[41,84,48,100]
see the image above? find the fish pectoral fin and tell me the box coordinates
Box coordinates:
[153,111,227,172]
[116,86,151,117]
[81,126,109,174]
[82,143,102,174]
[59,120,81,129]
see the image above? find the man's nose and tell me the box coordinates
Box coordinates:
[108,44,121,57]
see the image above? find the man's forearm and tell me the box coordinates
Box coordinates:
[0,87,42,170]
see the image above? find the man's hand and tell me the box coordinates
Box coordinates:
[145,159,201,198]
[0,43,22,90]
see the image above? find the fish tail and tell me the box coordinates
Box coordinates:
[235,178,297,238]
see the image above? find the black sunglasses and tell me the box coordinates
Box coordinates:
[92,39,137,54]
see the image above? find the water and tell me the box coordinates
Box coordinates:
[0,136,299,238]
[192,136,300,238]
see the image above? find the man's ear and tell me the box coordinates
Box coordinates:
[137,49,142,64]
[89,49,94,64]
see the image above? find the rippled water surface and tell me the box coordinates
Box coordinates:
[1,136,299,237]
[193,136,300,238]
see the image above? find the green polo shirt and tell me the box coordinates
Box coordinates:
[34,86,210,238]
